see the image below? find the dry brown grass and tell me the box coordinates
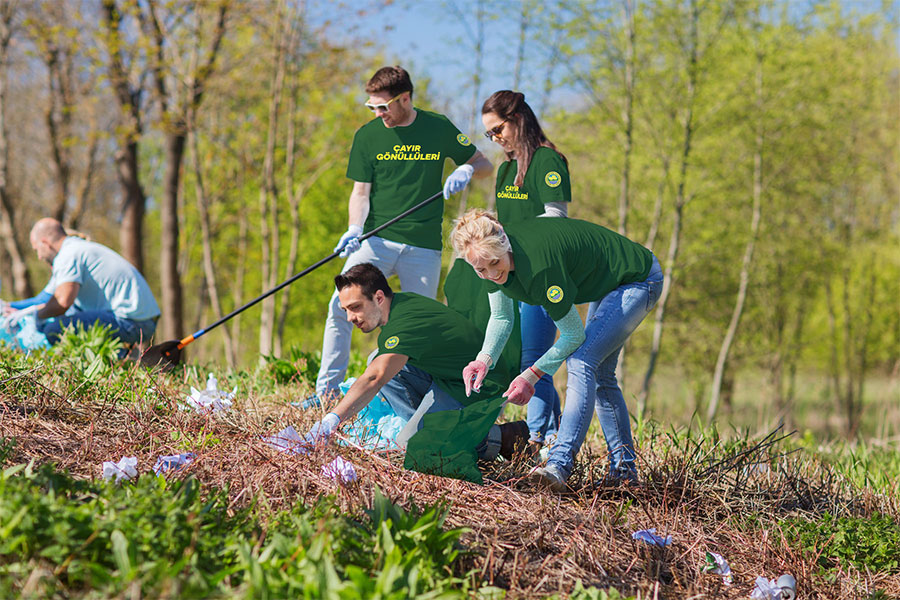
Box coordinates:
[1,360,899,599]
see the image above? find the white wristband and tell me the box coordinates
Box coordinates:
[521,366,541,387]
[475,352,494,369]
[347,224,363,236]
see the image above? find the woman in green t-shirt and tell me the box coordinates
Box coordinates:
[477,90,570,451]
[452,209,664,491]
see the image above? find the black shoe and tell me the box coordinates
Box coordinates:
[499,421,530,460]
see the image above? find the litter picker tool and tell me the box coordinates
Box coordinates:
[141,190,445,368]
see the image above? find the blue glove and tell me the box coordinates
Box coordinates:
[305,412,341,446]
[443,164,475,199]
[334,225,363,257]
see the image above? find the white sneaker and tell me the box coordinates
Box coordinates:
[527,463,568,492]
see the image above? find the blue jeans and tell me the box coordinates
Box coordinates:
[315,236,442,396]
[378,361,502,460]
[547,256,664,481]
[520,302,562,443]
[40,310,158,346]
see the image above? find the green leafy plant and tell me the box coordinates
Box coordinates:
[0,464,473,598]
[781,513,900,573]
[52,322,124,381]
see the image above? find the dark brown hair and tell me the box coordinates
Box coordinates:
[335,263,394,300]
[482,90,567,187]
[365,66,413,99]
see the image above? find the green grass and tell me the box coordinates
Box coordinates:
[0,460,478,599]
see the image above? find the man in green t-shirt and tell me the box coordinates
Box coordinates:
[305,263,528,481]
[314,66,493,400]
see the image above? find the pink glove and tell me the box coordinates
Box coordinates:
[462,360,489,397]
[503,375,535,405]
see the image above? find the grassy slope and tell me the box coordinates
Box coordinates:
[0,331,898,599]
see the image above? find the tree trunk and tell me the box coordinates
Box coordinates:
[258,8,289,357]
[616,0,636,393]
[67,129,99,229]
[160,130,186,340]
[103,0,146,272]
[637,0,700,416]
[512,2,528,90]
[618,0,635,237]
[231,204,248,354]
[0,4,33,298]
[708,41,764,421]
[189,122,235,367]
[644,156,669,251]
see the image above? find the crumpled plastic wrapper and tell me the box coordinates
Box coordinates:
[703,551,733,585]
[631,528,672,547]
[262,425,308,455]
[102,456,138,482]
[322,456,357,484]
[183,374,235,413]
[751,574,797,600]
[153,452,196,475]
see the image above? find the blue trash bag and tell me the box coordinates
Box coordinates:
[338,377,407,450]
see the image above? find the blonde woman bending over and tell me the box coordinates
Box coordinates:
[452,209,663,490]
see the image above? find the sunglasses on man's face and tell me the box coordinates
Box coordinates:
[483,120,508,140]
[364,93,403,112]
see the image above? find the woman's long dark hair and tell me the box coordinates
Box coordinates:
[481,90,567,188]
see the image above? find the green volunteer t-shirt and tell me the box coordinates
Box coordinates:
[347,109,477,250]
[443,257,521,385]
[375,292,504,405]
[494,147,571,224]
[486,218,653,321]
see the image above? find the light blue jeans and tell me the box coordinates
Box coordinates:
[377,361,502,460]
[315,236,441,396]
[520,302,562,443]
[40,310,158,346]
[547,256,664,481]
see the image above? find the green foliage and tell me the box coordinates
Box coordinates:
[0,461,249,597]
[53,322,124,381]
[0,437,14,464]
[781,513,900,574]
[0,464,472,599]
[548,581,633,600]
[264,347,366,387]
[264,345,321,386]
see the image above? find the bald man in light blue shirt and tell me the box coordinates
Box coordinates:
[30,218,160,345]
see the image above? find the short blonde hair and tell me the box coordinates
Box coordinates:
[451,209,511,262]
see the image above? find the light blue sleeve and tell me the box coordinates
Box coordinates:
[9,291,53,310]
[479,290,516,368]
[533,304,585,375]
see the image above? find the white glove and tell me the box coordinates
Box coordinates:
[442,164,475,199]
[334,225,363,257]
[305,412,341,446]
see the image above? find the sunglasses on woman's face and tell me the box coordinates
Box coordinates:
[364,93,403,112]
[483,121,508,140]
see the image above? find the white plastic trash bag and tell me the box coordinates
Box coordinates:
[102,456,138,482]
[322,456,357,483]
[262,425,308,455]
[153,452,196,475]
[183,373,235,413]
[703,551,732,585]
[631,528,672,547]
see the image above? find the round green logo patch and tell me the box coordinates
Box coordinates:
[457,133,471,146]
[545,171,561,188]
[547,285,564,303]
[384,336,400,349]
